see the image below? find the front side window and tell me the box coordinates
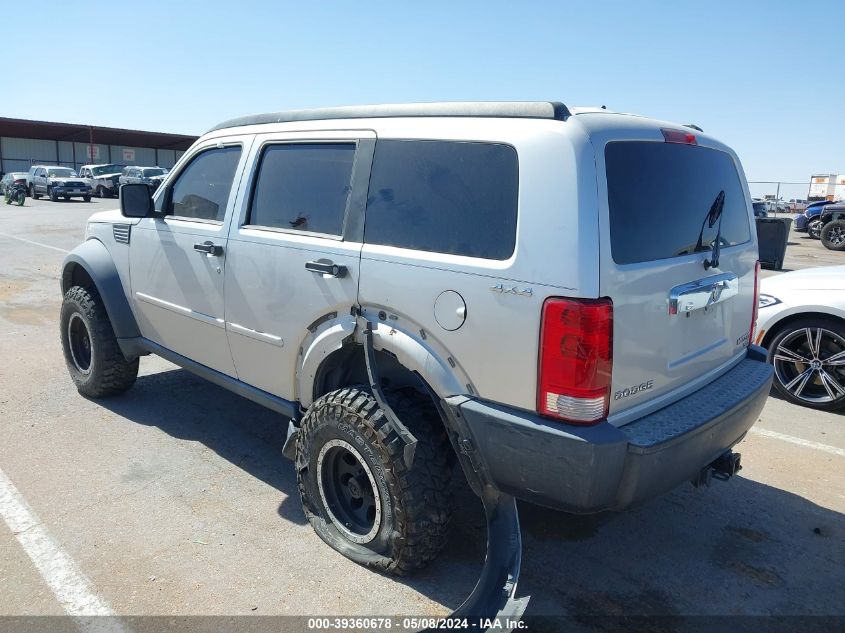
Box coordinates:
[248,143,355,235]
[168,145,242,222]
[363,140,519,259]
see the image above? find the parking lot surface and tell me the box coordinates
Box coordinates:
[0,199,843,623]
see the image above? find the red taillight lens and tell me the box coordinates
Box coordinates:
[661,128,697,145]
[538,297,613,424]
[749,260,760,345]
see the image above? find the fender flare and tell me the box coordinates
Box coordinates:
[296,313,469,408]
[61,239,141,342]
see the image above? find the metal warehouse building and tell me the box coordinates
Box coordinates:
[0,117,197,175]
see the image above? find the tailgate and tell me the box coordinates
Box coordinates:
[594,130,758,425]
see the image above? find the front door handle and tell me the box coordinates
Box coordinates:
[194,241,223,256]
[305,259,347,278]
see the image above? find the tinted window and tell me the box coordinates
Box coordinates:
[248,144,355,235]
[605,142,751,264]
[364,140,518,259]
[169,146,241,222]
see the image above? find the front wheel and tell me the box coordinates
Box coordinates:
[807,218,823,239]
[767,317,845,411]
[60,286,139,397]
[15,191,25,206]
[31,185,40,200]
[49,187,58,202]
[83,195,91,202]
[820,220,845,251]
[296,387,453,575]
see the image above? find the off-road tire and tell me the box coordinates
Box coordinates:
[820,220,845,251]
[296,387,453,575]
[60,286,139,397]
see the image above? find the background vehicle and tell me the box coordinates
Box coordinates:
[118,166,169,192]
[58,102,772,600]
[756,266,845,410]
[819,206,845,251]
[79,164,124,198]
[795,199,836,236]
[0,172,28,196]
[4,179,26,206]
[27,165,91,202]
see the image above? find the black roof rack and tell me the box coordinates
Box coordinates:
[208,101,570,133]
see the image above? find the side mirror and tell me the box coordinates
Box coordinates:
[120,183,155,218]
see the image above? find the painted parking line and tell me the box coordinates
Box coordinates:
[750,427,845,458]
[0,231,70,254]
[0,467,127,631]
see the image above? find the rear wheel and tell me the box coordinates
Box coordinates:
[60,286,139,397]
[820,220,845,251]
[296,387,453,574]
[31,185,40,199]
[767,317,845,411]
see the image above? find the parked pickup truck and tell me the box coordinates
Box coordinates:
[58,102,773,614]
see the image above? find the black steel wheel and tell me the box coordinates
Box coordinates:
[318,439,381,543]
[768,318,845,411]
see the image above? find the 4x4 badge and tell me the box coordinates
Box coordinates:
[490,284,533,297]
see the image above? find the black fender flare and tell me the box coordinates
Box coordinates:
[61,239,141,346]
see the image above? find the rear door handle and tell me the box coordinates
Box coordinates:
[305,259,347,278]
[193,241,224,256]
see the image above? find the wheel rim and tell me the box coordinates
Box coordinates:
[67,313,93,374]
[317,439,382,544]
[773,327,845,404]
[827,225,845,246]
[809,221,822,238]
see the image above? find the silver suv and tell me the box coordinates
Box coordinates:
[58,102,773,612]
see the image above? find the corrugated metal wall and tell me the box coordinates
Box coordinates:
[2,136,189,174]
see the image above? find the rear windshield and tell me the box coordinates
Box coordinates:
[605,142,751,265]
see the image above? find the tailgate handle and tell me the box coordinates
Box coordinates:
[668,273,738,315]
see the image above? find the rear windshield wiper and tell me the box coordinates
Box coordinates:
[694,190,725,270]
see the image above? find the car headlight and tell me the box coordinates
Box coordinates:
[758,294,781,308]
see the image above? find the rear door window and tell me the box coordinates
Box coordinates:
[364,140,518,260]
[605,142,751,265]
[247,143,356,236]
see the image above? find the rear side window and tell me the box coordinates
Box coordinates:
[605,142,751,265]
[169,145,241,222]
[364,140,518,259]
[248,143,355,236]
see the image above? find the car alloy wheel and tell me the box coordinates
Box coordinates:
[825,223,845,247]
[773,326,845,405]
[807,219,823,239]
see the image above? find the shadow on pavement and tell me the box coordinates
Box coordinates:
[95,367,845,617]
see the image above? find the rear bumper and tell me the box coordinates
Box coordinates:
[445,346,773,513]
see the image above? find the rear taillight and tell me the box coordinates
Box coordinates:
[661,128,697,145]
[749,260,760,345]
[14,179,25,185]
[537,298,613,425]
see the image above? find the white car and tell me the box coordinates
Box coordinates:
[755,265,845,410]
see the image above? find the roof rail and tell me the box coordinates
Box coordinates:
[208,101,571,133]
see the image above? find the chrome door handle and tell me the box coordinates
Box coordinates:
[193,241,223,256]
[305,259,347,278]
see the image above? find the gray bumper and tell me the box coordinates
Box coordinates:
[446,346,773,513]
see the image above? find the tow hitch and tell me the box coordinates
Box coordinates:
[692,450,742,488]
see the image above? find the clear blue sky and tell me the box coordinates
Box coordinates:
[3,0,842,198]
